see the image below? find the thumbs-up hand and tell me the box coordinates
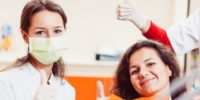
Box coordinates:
[117,0,137,21]
[96,81,110,100]
[117,0,148,29]
[34,70,57,100]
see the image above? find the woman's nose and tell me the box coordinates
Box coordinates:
[138,67,149,79]
[46,32,53,38]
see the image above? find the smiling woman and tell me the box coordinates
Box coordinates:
[111,40,185,100]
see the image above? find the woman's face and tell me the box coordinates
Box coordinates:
[28,10,65,38]
[129,47,172,97]
[22,10,66,65]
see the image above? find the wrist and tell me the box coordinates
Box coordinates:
[130,10,149,29]
[141,20,151,33]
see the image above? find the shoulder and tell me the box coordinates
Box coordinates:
[188,8,200,25]
[0,63,33,82]
[52,75,75,94]
[49,75,76,100]
[59,79,76,100]
[63,80,75,92]
[62,79,75,93]
[51,75,75,94]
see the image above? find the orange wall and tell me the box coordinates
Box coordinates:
[65,76,114,100]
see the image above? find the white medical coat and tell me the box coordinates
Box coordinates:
[0,62,75,100]
[167,8,200,55]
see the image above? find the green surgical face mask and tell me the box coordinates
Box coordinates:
[29,35,67,65]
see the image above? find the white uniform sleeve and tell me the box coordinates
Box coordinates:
[57,79,76,100]
[63,81,76,100]
[0,80,15,100]
[167,8,200,55]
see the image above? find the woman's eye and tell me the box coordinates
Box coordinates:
[130,69,139,75]
[54,29,62,34]
[146,63,156,67]
[35,31,45,36]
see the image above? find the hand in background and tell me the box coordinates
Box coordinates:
[96,80,110,100]
[117,0,149,29]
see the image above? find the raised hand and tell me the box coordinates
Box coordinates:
[34,70,57,100]
[96,80,110,100]
[117,0,148,29]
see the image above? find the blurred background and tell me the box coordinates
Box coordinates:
[0,0,199,100]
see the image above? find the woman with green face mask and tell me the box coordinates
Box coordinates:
[0,0,75,100]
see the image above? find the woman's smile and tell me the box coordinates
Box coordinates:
[140,77,157,86]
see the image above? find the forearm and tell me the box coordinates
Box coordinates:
[140,20,151,33]
[143,21,173,50]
